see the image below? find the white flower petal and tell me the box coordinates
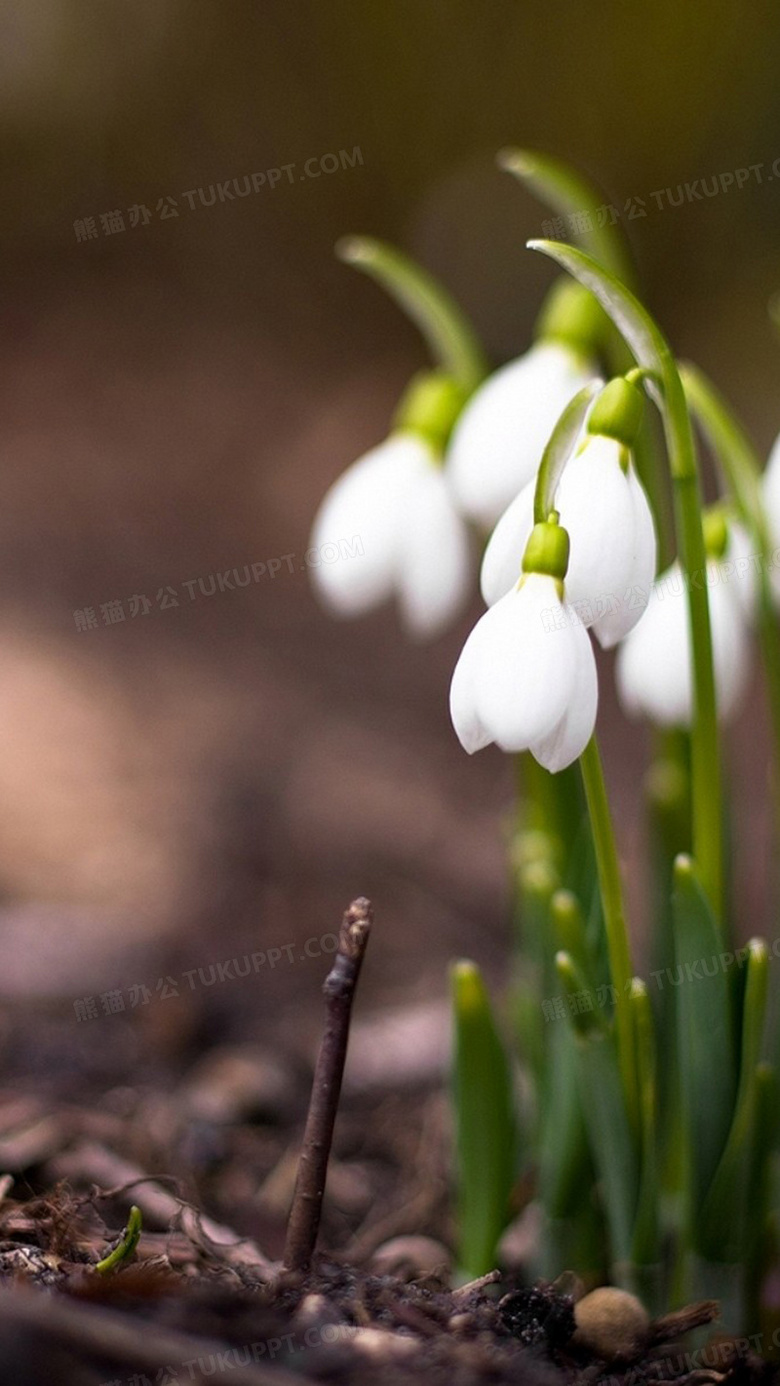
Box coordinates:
[763,431,780,545]
[446,342,595,527]
[472,576,579,752]
[615,562,751,727]
[531,615,598,770]
[480,480,535,607]
[591,460,657,649]
[309,435,425,617]
[398,465,473,638]
[449,610,496,754]
[722,520,759,623]
[557,436,637,625]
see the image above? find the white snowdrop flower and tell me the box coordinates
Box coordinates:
[481,379,657,649]
[450,522,598,771]
[310,432,471,640]
[710,513,759,623]
[761,430,780,602]
[446,340,596,528]
[615,553,751,728]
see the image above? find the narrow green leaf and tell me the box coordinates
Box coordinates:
[538,1016,589,1218]
[630,980,660,1271]
[672,855,736,1211]
[556,952,638,1275]
[700,941,769,1262]
[451,961,517,1277]
[550,889,597,994]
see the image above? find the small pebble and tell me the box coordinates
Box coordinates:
[350,1328,419,1360]
[574,1287,649,1360]
[370,1235,451,1282]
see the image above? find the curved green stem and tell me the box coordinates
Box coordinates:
[528,240,722,922]
[579,735,638,1134]
[680,363,780,840]
[499,148,636,288]
[336,236,488,393]
[95,1205,142,1275]
[533,380,603,524]
[502,150,672,565]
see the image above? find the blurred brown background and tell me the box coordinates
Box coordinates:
[0,0,776,1014]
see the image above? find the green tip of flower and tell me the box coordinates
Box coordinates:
[535,278,607,357]
[587,376,644,447]
[394,370,469,452]
[522,517,570,582]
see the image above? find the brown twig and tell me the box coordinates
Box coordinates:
[283,898,372,1272]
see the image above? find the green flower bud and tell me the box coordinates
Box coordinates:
[587,376,644,447]
[522,513,570,583]
[393,370,469,454]
[535,279,607,359]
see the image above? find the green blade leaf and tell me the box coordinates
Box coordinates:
[538,1016,589,1218]
[556,952,638,1277]
[700,940,769,1263]
[451,961,517,1277]
[629,979,660,1272]
[499,148,635,286]
[672,855,736,1212]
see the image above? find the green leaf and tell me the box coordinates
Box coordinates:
[499,148,635,286]
[550,888,598,995]
[672,855,736,1213]
[700,941,769,1262]
[629,980,660,1272]
[556,952,638,1276]
[451,961,517,1277]
[538,1016,589,1218]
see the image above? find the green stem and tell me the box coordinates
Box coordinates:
[579,735,637,1132]
[95,1205,142,1275]
[680,363,780,824]
[533,381,602,524]
[336,236,488,393]
[499,148,636,288]
[527,241,722,922]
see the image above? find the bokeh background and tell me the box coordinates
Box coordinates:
[0,0,776,1028]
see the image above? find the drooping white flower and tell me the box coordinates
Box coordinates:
[615,554,751,728]
[449,570,597,771]
[481,432,657,649]
[446,341,596,528]
[762,431,780,602]
[310,433,471,639]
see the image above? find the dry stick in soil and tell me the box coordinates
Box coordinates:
[284,897,372,1272]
